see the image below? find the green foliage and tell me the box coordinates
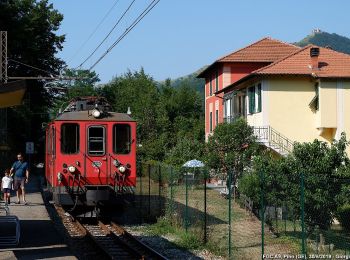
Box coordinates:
[50,69,100,117]
[296,31,350,55]
[99,69,205,164]
[336,204,350,232]
[205,118,257,184]
[0,0,65,157]
[165,137,204,167]
[249,133,350,230]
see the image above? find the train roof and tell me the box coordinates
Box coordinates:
[55,111,136,122]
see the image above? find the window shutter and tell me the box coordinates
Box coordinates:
[215,70,219,92]
[257,84,262,112]
[249,87,255,114]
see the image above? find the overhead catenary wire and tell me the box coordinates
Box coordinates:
[76,0,136,69]
[88,0,160,71]
[8,59,59,77]
[69,0,121,65]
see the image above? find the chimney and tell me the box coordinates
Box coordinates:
[310,47,320,70]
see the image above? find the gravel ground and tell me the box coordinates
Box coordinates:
[124,225,225,260]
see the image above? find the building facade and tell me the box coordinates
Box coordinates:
[198,38,350,155]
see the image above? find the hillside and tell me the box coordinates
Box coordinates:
[170,67,206,94]
[295,30,350,54]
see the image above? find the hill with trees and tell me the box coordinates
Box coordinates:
[295,29,350,54]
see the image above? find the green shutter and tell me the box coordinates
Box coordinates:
[249,87,255,114]
[215,71,219,92]
[257,84,262,112]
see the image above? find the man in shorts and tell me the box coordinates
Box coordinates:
[10,153,29,204]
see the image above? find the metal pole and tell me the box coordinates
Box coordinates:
[159,164,161,215]
[228,170,232,259]
[185,169,188,232]
[204,169,207,244]
[139,163,143,223]
[300,172,306,258]
[148,163,151,218]
[170,166,173,218]
[261,171,265,260]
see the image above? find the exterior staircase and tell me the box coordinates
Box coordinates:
[253,126,293,156]
[224,116,294,156]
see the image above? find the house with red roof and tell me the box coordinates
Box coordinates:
[198,38,350,155]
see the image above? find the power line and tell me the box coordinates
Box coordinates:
[8,59,58,77]
[89,0,160,71]
[68,0,121,64]
[77,0,136,69]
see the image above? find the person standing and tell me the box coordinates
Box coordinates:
[1,169,13,205]
[10,153,29,204]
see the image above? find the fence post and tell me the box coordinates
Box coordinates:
[204,168,207,244]
[159,164,162,215]
[300,172,306,258]
[260,170,265,260]
[139,163,143,223]
[148,163,151,218]
[185,168,189,233]
[228,169,233,259]
[170,166,173,219]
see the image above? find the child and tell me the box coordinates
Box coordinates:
[1,169,13,206]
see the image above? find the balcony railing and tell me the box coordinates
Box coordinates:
[253,126,293,155]
[223,115,244,124]
[224,115,293,155]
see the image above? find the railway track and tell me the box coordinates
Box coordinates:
[55,205,168,259]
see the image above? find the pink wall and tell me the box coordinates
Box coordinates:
[204,62,270,138]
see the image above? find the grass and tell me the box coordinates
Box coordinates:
[134,177,300,259]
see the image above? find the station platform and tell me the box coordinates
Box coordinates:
[0,173,76,259]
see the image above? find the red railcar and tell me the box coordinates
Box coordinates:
[45,97,136,208]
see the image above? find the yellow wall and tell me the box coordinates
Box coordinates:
[267,78,326,143]
[342,81,350,154]
[318,81,337,128]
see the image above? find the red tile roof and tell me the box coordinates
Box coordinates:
[254,45,350,78]
[218,37,300,62]
[197,37,300,78]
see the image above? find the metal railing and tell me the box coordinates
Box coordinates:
[223,114,244,124]
[253,126,293,154]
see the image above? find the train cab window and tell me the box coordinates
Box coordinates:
[113,124,131,154]
[88,126,105,156]
[61,123,80,154]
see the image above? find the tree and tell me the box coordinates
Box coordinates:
[0,0,65,157]
[290,134,349,230]
[50,69,100,117]
[205,118,257,189]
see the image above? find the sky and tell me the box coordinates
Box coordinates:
[50,0,350,84]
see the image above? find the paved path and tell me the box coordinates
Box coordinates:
[0,173,76,260]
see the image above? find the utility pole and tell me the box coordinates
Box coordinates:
[0,31,8,83]
[0,31,8,171]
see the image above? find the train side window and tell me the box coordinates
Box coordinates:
[113,124,131,154]
[88,126,105,156]
[61,123,80,154]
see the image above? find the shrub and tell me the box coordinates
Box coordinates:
[336,204,350,232]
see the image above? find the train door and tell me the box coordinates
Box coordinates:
[46,124,55,186]
[86,124,108,184]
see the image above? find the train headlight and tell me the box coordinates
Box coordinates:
[118,165,126,173]
[68,166,76,173]
[92,108,101,118]
[113,159,121,167]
